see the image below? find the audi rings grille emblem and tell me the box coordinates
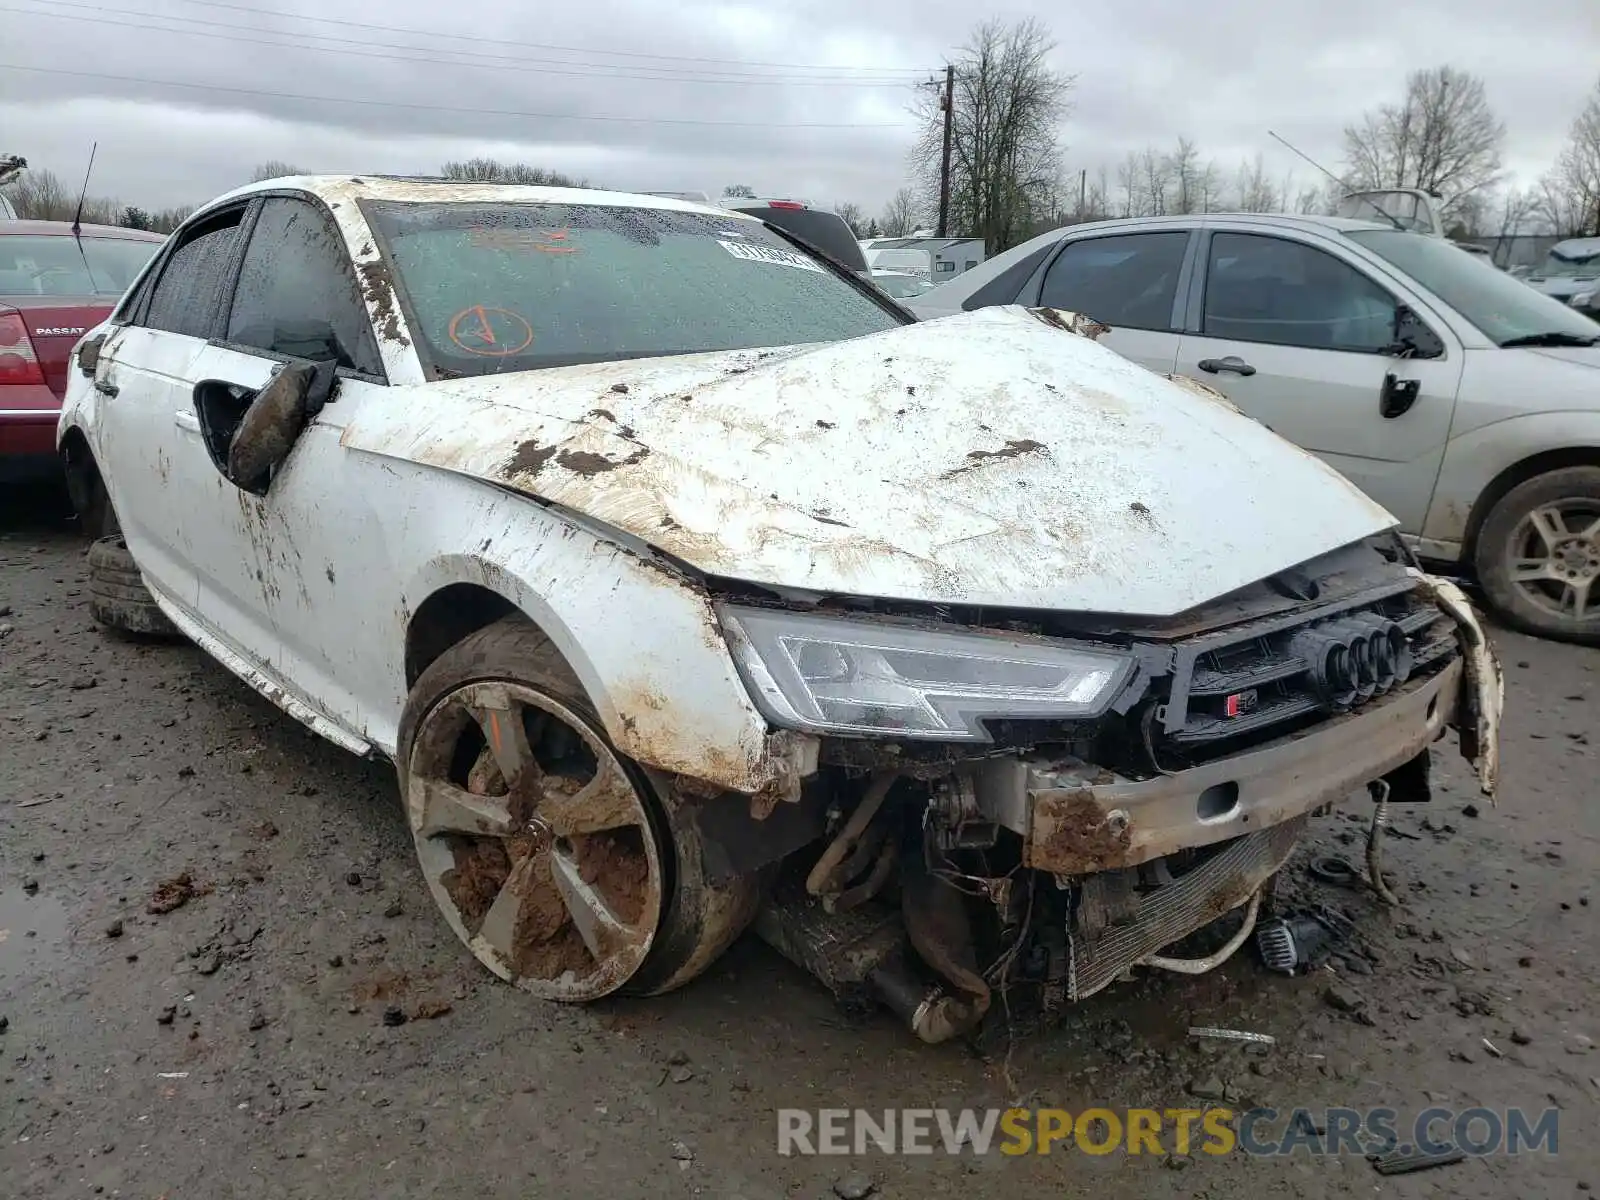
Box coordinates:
[1288,616,1412,712]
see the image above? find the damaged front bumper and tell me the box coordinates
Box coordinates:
[982,657,1461,878]
[971,573,1502,879]
[966,578,1502,1000]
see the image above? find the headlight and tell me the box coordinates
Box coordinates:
[718,605,1134,741]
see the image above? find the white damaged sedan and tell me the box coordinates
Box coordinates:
[59,177,1503,1039]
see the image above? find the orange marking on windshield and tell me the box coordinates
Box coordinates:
[446,306,535,357]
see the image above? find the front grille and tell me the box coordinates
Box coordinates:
[1157,580,1454,751]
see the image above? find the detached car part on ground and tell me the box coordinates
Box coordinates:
[59,178,1503,1042]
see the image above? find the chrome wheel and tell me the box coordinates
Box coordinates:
[405,680,664,1001]
[1504,499,1600,623]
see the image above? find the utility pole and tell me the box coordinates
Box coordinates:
[937,63,954,238]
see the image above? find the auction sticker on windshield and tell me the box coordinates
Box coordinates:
[717,240,824,273]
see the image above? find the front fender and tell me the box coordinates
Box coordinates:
[395,490,809,799]
[1423,411,1600,548]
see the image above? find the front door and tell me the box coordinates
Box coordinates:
[178,195,393,745]
[1176,230,1463,533]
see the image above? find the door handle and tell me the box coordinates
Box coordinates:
[94,379,119,397]
[1197,356,1256,377]
[174,410,202,434]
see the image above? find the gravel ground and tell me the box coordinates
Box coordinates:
[2,485,1597,1199]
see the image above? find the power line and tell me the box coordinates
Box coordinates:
[0,63,915,129]
[124,0,934,75]
[6,1,921,86]
[8,1,927,85]
[12,0,934,85]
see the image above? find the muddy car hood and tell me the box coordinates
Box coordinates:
[342,306,1395,616]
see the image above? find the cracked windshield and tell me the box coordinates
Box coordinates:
[364,201,901,374]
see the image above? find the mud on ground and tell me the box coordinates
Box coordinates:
[2,490,1597,1198]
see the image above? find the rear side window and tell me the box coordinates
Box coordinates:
[731,206,868,273]
[143,210,244,338]
[1038,232,1189,331]
[226,197,382,376]
[962,243,1053,310]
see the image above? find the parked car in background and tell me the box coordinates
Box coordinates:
[1,220,164,485]
[911,212,1600,643]
[57,176,1499,1040]
[645,192,871,279]
[869,268,935,300]
[718,196,870,277]
[1524,237,1600,322]
[0,152,24,219]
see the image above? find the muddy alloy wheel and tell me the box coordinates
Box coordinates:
[397,617,760,1001]
[1476,466,1600,645]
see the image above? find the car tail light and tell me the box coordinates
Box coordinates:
[768,200,806,210]
[0,312,46,387]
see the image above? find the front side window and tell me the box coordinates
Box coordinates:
[1202,233,1396,352]
[0,235,162,298]
[1348,229,1600,346]
[1038,232,1189,331]
[361,201,902,377]
[226,197,382,375]
[143,210,244,338]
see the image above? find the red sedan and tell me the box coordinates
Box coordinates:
[1,220,165,481]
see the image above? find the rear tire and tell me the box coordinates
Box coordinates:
[87,536,180,639]
[1474,466,1600,645]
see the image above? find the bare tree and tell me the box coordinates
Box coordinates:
[879,186,919,236]
[250,160,305,183]
[911,18,1075,253]
[1342,66,1504,222]
[1114,152,1139,217]
[1137,147,1168,216]
[722,183,757,198]
[440,158,589,187]
[1233,154,1279,213]
[151,206,194,234]
[2,167,72,219]
[1535,77,1600,236]
[832,201,866,235]
[1166,137,1202,214]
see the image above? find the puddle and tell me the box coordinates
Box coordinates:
[0,885,70,985]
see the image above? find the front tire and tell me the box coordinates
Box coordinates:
[1474,466,1600,645]
[396,617,760,1001]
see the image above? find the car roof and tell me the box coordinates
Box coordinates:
[0,219,166,240]
[194,175,749,222]
[1051,212,1393,237]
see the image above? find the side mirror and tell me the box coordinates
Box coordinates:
[226,363,315,493]
[75,332,105,377]
[1387,305,1445,360]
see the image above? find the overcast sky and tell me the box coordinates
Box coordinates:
[2,0,1596,217]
